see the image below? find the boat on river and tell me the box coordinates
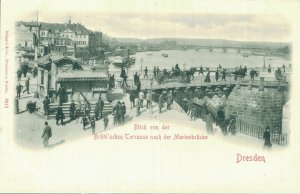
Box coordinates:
[162,53,168,57]
[111,56,135,67]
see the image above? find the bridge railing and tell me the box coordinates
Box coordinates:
[236,119,288,145]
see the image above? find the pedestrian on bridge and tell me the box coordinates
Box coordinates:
[153,67,157,79]
[198,66,204,75]
[215,70,219,82]
[204,72,211,83]
[221,69,226,81]
[250,69,255,80]
[144,66,148,78]
[268,64,272,73]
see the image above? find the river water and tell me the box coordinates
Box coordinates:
[109,49,290,74]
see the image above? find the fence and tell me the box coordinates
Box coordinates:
[176,100,289,146]
[236,119,288,145]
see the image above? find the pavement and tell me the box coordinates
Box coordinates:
[14,72,286,150]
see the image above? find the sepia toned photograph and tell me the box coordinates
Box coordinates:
[1,0,300,193]
[14,13,291,149]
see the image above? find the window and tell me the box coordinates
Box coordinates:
[41,70,44,85]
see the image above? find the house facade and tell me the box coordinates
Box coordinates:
[35,53,109,103]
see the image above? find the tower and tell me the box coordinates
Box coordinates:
[68,16,71,25]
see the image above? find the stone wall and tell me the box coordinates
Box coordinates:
[225,85,284,132]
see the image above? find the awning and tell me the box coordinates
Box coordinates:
[57,71,108,82]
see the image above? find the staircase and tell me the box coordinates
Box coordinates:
[36,101,113,119]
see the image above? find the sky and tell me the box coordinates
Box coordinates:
[20,12,291,42]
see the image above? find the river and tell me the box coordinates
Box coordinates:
[109,49,290,74]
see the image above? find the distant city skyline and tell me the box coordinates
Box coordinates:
[19,12,291,43]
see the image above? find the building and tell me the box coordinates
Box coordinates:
[35,53,109,102]
[15,21,40,48]
[39,20,90,48]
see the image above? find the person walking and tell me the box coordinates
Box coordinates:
[135,97,140,116]
[90,117,96,134]
[120,68,128,87]
[187,97,193,116]
[104,116,109,130]
[22,63,28,77]
[130,91,135,109]
[113,101,121,125]
[144,66,148,78]
[146,90,152,109]
[158,94,164,113]
[16,83,23,99]
[120,102,126,124]
[198,66,204,75]
[205,113,213,134]
[139,90,144,108]
[69,100,76,121]
[82,115,89,130]
[221,69,226,81]
[268,64,272,73]
[43,96,50,116]
[94,100,101,120]
[57,85,67,104]
[22,78,30,94]
[98,98,104,119]
[153,67,157,79]
[167,91,173,110]
[215,70,219,82]
[56,105,65,125]
[17,68,22,81]
[263,126,272,148]
[41,121,52,148]
[204,71,211,83]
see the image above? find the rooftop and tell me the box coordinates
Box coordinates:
[17,21,90,35]
[35,53,79,66]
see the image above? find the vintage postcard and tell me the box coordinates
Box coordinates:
[0,0,300,193]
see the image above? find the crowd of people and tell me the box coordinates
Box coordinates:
[15,61,285,149]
